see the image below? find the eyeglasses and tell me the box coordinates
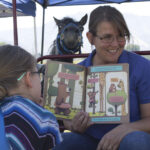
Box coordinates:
[17,72,26,81]
[31,71,44,82]
[31,71,40,75]
[95,34,126,44]
[17,71,44,82]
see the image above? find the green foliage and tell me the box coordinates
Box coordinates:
[125,44,140,51]
[80,101,85,106]
[107,90,127,100]
[48,85,58,96]
[64,64,84,73]
[79,80,83,85]
[143,55,150,60]
[48,108,81,119]
[0,42,6,46]
[95,100,98,104]
[108,107,114,113]
[47,63,59,76]
[87,84,94,89]
[107,90,127,106]
[89,112,105,117]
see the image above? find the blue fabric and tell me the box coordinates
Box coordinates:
[0,95,62,149]
[0,0,148,17]
[119,131,150,150]
[79,49,150,139]
[54,131,150,150]
[0,0,149,17]
[36,0,150,6]
[53,132,99,150]
[0,110,9,149]
[0,0,36,16]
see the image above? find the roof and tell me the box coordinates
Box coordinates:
[0,0,36,17]
[0,4,29,17]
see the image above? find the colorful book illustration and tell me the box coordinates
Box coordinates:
[43,60,129,124]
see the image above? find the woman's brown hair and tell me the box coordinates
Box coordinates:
[89,5,130,41]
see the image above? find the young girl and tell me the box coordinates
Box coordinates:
[0,45,62,150]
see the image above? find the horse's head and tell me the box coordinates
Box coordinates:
[53,14,88,54]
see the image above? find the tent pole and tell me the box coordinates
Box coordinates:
[41,6,45,58]
[12,0,18,45]
[33,17,38,58]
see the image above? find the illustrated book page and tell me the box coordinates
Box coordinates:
[85,63,129,123]
[44,60,130,124]
[43,60,86,120]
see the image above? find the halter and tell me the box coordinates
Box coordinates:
[56,22,82,55]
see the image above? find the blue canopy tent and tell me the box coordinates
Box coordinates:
[0,0,36,45]
[36,0,149,6]
[0,0,36,16]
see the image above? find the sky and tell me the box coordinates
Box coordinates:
[0,1,150,55]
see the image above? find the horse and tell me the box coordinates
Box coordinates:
[49,14,88,63]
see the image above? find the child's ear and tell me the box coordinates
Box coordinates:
[24,72,32,88]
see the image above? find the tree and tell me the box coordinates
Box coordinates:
[63,64,84,107]
[107,90,127,116]
[0,42,6,46]
[47,63,59,106]
[125,44,140,51]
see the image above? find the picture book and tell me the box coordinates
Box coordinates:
[43,60,130,124]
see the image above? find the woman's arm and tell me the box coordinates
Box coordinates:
[129,103,150,132]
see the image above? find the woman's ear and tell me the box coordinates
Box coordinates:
[86,32,94,45]
[24,72,32,88]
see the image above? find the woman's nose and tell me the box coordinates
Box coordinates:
[111,37,120,47]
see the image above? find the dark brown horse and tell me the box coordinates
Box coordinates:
[49,14,88,62]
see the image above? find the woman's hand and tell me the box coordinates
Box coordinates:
[71,111,92,133]
[96,123,137,150]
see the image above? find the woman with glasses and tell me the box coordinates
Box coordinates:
[0,45,62,150]
[54,6,150,150]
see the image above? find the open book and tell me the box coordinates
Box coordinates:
[43,60,129,124]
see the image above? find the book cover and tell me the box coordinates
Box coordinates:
[43,60,129,124]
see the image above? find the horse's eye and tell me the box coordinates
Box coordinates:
[80,27,84,32]
[59,25,63,28]
[65,28,69,32]
[75,29,79,33]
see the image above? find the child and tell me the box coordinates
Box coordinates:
[0,45,62,150]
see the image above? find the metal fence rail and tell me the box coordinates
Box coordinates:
[37,51,150,62]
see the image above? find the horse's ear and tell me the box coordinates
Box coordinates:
[79,14,88,26]
[53,17,60,25]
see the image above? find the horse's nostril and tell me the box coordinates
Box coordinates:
[65,28,69,32]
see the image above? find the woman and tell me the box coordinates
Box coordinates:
[0,45,62,150]
[53,6,150,150]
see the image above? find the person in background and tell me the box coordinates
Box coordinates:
[0,45,62,150]
[53,5,150,150]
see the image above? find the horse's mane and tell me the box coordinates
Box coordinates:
[61,17,76,24]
